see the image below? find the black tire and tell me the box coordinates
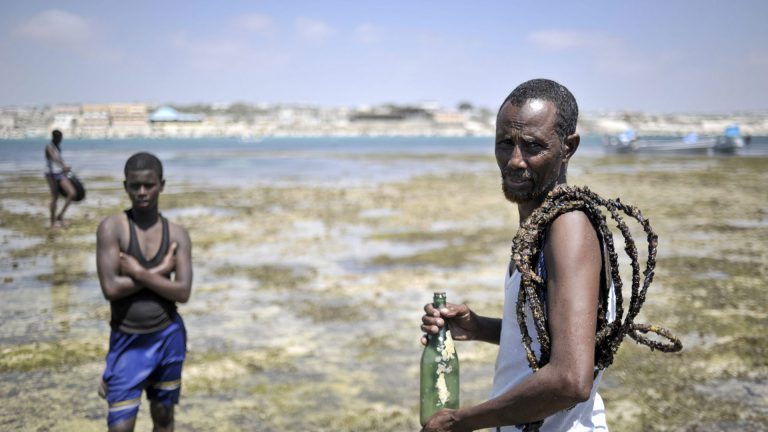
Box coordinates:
[58,172,86,202]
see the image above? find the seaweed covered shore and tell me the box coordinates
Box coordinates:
[1,151,766,431]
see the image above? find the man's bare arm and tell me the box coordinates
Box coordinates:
[427,211,602,431]
[120,224,192,303]
[96,216,178,301]
[96,216,144,301]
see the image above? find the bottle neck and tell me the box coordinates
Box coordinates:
[432,293,446,309]
[430,293,447,344]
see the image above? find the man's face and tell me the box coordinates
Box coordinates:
[124,169,164,210]
[495,99,567,204]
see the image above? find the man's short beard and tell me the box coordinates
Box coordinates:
[500,173,558,204]
[501,180,538,203]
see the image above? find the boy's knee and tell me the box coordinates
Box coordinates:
[108,416,136,432]
[150,401,174,427]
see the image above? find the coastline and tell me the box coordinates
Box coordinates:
[3,105,768,140]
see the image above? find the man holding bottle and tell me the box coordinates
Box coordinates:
[420,79,612,431]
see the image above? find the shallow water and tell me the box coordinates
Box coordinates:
[1,138,766,430]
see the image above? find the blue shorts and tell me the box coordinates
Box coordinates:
[102,315,187,427]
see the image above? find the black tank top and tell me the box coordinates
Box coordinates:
[110,210,177,334]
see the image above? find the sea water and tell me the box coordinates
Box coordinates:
[3,135,766,186]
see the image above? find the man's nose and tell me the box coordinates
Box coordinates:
[507,145,526,169]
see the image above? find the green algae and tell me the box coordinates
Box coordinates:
[10,238,91,260]
[310,406,417,432]
[0,340,105,372]
[211,263,317,290]
[183,348,296,394]
[2,153,767,431]
[368,226,509,268]
[189,228,249,251]
[603,335,768,432]
[36,269,90,286]
[0,208,50,239]
[353,331,406,361]
[161,191,221,211]
[646,247,767,338]
[299,300,367,323]
[227,368,420,432]
[581,156,768,430]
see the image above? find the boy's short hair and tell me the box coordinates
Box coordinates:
[124,152,163,179]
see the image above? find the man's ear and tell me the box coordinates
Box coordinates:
[563,133,580,162]
[160,179,166,192]
[123,180,128,191]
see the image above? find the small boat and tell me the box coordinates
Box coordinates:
[712,124,745,154]
[603,125,745,155]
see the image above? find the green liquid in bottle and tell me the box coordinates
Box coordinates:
[420,291,460,426]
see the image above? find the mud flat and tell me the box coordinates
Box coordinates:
[1,152,766,431]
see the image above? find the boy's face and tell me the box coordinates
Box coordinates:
[123,169,164,210]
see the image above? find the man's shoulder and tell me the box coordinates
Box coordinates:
[545,210,600,263]
[549,209,592,230]
[165,219,191,243]
[96,214,128,247]
[98,213,126,231]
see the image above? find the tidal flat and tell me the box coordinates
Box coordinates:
[1,152,766,431]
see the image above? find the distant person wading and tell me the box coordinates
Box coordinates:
[44,129,75,228]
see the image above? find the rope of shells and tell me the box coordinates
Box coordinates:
[510,185,682,431]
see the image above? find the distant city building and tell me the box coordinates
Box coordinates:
[0,112,16,131]
[15,107,51,138]
[349,106,435,136]
[149,106,206,137]
[110,103,150,137]
[51,105,81,135]
[0,101,764,139]
[80,104,110,138]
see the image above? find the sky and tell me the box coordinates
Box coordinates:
[1,1,767,113]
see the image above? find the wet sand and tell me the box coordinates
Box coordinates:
[1,152,766,431]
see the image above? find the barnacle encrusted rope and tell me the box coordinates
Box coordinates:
[510,185,682,432]
[511,184,683,373]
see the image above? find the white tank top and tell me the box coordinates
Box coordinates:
[45,145,64,175]
[489,267,616,431]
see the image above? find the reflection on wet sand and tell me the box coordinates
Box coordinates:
[50,251,73,334]
[0,152,766,431]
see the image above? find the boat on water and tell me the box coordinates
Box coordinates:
[603,125,745,155]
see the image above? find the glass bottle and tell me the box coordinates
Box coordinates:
[420,291,460,425]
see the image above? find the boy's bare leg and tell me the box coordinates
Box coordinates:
[150,401,174,432]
